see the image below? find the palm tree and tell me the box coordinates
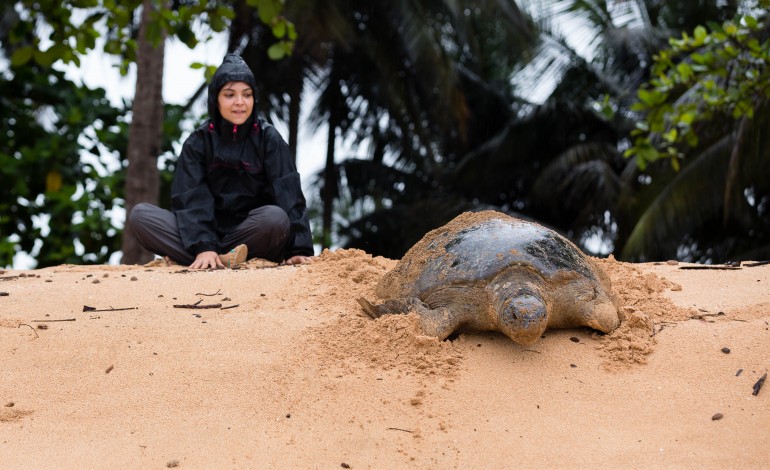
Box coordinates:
[495,0,744,260]
[228,0,534,252]
[227,0,759,263]
[305,0,538,254]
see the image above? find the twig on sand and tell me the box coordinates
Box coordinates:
[83,305,138,312]
[18,324,38,339]
[220,304,239,310]
[173,302,222,309]
[679,265,741,270]
[387,427,413,433]
[32,318,76,322]
[195,289,222,297]
[753,373,767,396]
[690,311,725,320]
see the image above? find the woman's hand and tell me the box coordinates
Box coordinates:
[283,255,314,265]
[190,251,225,270]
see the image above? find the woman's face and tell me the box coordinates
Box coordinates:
[217,81,254,125]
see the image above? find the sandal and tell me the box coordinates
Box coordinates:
[219,244,248,268]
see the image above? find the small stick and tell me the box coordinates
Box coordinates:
[195,289,222,296]
[18,324,39,339]
[753,373,767,396]
[220,304,239,310]
[679,266,741,270]
[32,318,76,322]
[83,306,138,312]
[386,427,413,433]
[173,303,222,309]
[690,311,725,320]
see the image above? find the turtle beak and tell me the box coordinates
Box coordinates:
[498,294,548,346]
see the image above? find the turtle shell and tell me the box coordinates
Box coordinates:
[376,211,599,299]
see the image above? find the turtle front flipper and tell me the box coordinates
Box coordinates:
[357,297,462,340]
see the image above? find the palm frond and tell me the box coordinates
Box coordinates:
[530,141,622,229]
[620,134,734,261]
[340,197,501,259]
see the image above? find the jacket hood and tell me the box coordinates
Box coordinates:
[208,54,258,128]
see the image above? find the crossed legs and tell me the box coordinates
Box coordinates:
[128,203,290,265]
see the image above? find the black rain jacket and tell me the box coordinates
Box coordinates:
[170,54,313,259]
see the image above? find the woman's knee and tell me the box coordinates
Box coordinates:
[129,203,151,222]
[257,205,290,234]
[127,203,158,235]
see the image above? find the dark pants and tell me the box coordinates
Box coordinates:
[128,203,290,264]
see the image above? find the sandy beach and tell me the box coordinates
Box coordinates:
[1,249,768,468]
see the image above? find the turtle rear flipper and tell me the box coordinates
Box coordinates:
[357,297,426,319]
[357,297,460,340]
[357,297,383,319]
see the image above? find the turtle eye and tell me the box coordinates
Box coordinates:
[499,294,547,328]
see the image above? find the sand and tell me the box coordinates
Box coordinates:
[0,249,768,468]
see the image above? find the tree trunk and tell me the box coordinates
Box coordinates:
[321,117,337,249]
[287,64,303,163]
[121,0,166,264]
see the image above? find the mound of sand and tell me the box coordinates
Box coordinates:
[0,250,768,468]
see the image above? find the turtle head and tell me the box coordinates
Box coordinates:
[489,273,549,346]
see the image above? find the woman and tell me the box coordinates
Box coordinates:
[128,54,314,269]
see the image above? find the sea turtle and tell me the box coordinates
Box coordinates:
[358,210,620,345]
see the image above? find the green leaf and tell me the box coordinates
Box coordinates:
[662,129,678,143]
[176,25,198,49]
[257,1,280,24]
[34,48,57,68]
[267,42,287,60]
[638,88,658,106]
[11,46,34,67]
[287,22,297,41]
[204,65,218,81]
[678,112,695,127]
[676,62,693,82]
[693,26,708,45]
[272,20,287,38]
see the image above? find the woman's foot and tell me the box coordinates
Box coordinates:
[163,256,181,267]
[218,244,248,268]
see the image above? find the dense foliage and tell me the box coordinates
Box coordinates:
[0,65,125,266]
[2,0,768,267]
[0,0,288,267]
[620,1,770,260]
